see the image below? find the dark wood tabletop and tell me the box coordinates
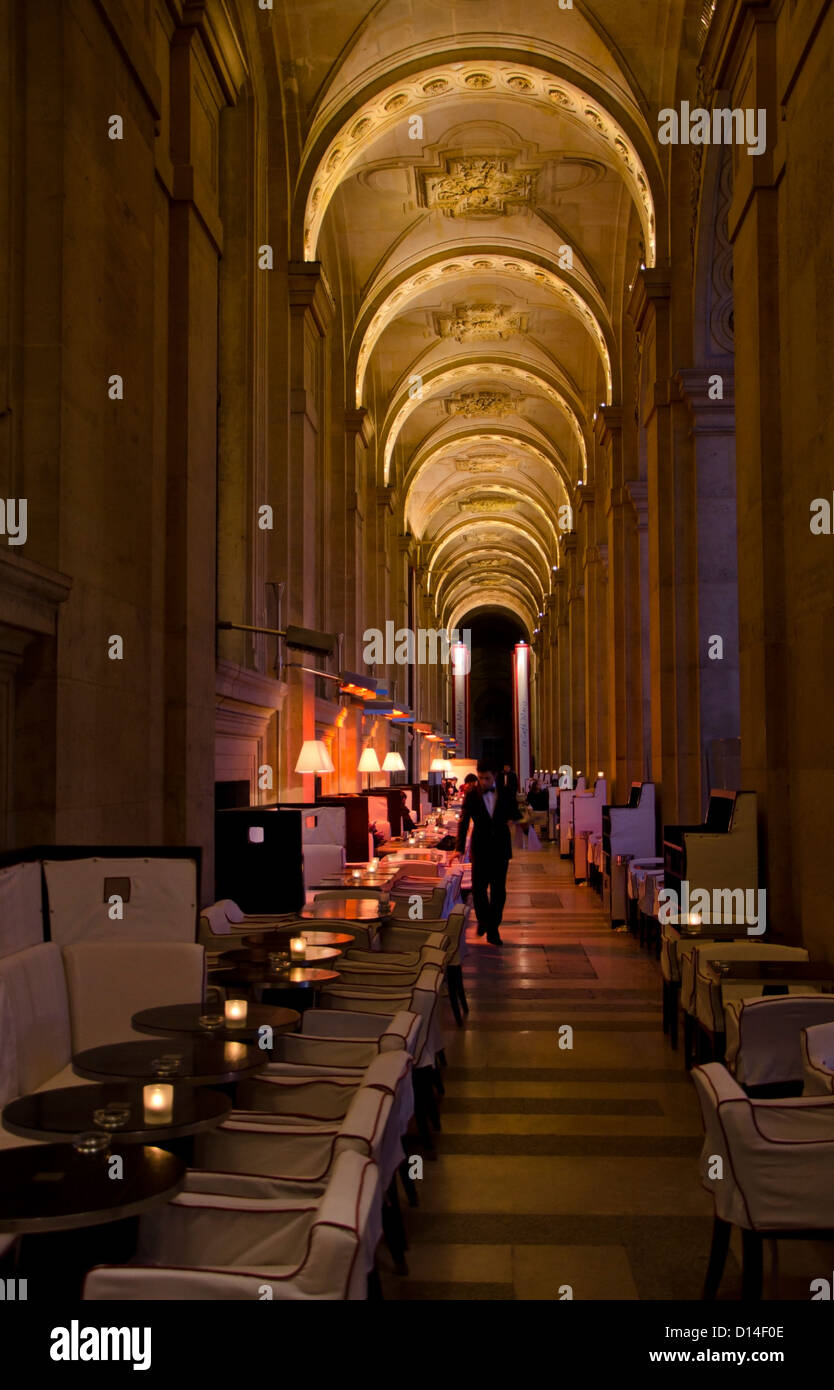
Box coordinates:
[131,1001,300,1043]
[2,1082,231,1145]
[300,897,392,921]
[72,1037,263,1086]
[209,963,341,989]
[709,960,834,983]
[0,1142,186,1234]
[218,944,342,967]
[239,929,355,950]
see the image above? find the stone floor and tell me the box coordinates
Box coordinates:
[380,843,832,1301]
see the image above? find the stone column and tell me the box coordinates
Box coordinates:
[285,261,334,801]
[677,368,740,809]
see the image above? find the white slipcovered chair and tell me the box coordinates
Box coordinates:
[266,1009,421,1071]
[801,1021,834,1095]
[0,942,90,1096]
[197,1073,411,1270]
[61,941,206,1051]
[83,1150,381,1300]
[693,1063,834,1299]
[692,943,809,1064]
[198,899,297,953]
[724,994,834,1094]
[317,966,445,1149]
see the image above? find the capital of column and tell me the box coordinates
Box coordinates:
[627,265,672,333]
[289,261,335,334]
[675,367,736,433]
[626,479,649,530]
[345,407,374,448]
[593,405,624,446]
[575,482,595,514]
[376,486,395,515]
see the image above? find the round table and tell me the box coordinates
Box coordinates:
[219,944,342,967]
[2,1082,231,1146]
[0,1143,186,1234]
[240,928,355,950]
[131,1001,300,1043]
[72,1037,263,1086]
[210,963,340,991]
[300,898,392,922]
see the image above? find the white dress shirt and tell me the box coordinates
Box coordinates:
[483,788,497,818]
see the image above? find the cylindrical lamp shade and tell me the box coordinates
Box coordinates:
[294,740,334,774]
[382,751,405,772]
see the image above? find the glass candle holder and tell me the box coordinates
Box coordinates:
[93,1102,131,1131]
[143,1083,174,1126]
[224,998,248,1028]
[73,1131,111,1156]
[151,1055,182,1076]
[352,869,362,882]
[198,1012,224,1031]
[290,936,306,962]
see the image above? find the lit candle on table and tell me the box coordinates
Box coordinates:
[143,1083,173,1126]
[290,936,306,962]
[223,1041,248,1065]
[225,997,248,1028]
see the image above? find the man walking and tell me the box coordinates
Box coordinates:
[455,759,522,945]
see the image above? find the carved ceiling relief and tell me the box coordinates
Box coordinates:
[435,303,528,343]
[445,390,523,418]
[420,157,537,219]
[459,497,518,513]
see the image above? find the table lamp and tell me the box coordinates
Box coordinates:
[295,740,334,776]
[382,750,405,785]
[358,745,380,790]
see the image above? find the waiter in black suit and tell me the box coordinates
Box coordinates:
[498,764,519,797]
[454,759,522,946]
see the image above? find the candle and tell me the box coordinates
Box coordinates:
[370,858,379,873]
[352,869,362,882]
[290,936,306,962]
[143,1083,173,1126]
[223,1041,248,1065]
[225,998,248,1028]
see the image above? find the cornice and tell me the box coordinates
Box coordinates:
[0,552,72,636]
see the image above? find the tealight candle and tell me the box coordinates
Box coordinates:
[370,858,379,873]
[290,936,306,962]
[225,998,248,1028]
[352,869,362,882]
[143,1083,174,1126]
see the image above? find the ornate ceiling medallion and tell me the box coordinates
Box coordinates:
[445,390,521,419]
[460,497,517,513]
[436,303,527,343]
[420,157,536,219]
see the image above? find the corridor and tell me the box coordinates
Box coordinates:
[382,848,826,1301]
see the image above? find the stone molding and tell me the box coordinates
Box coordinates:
[215,658,287,711]
[289,262,335,335]
[0,552,72,637]
[675,367,736,433]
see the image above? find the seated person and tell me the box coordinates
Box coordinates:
[398,790,416,834]
[527,778,550,812]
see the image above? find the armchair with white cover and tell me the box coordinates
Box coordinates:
[693,1062,834,1299]
[83,1149,381,1300]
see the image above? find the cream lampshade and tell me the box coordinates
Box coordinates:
[358,745,380,790]
[382,751,405,773]
[430,757,447,772]
[294,740,334,775]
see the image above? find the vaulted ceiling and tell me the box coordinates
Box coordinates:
[278,0,695,635]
